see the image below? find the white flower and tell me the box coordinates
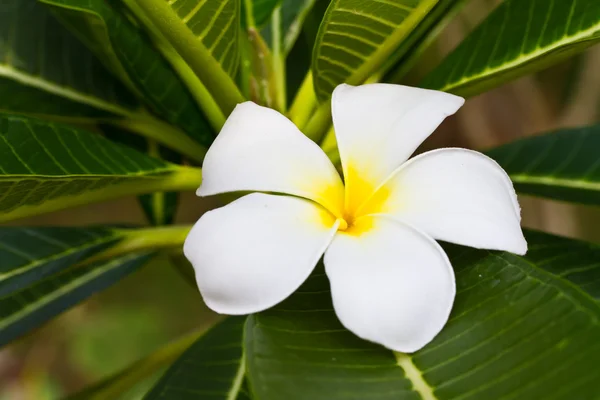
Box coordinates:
[184,83,527,353]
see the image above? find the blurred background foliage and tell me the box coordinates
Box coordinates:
[1,0,600,398]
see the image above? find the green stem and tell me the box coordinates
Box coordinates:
[238,29,252,99]
[146,140,166,225]
[114,114,207,163]
[288,71,317,129]
[303,100,332,143]
[129,0,244,117]
[271,6,286,112]
[243,0,256,28]
[86,225,193,265]
[122,0,226,132]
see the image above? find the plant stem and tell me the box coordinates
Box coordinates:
[87,225,193,264]
[114,114,207,163]
[129,0,245,116]
[271,6,287,112]
[243,0,256,28]
[122,0,226,132]
[288,71,317,129]
[303,100,332,143]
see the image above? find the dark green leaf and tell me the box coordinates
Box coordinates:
[486,125,600,206]
[253,0,283,28]
[40,0,216,147]
[0,226,120,298]
[0,0,137,121]
[0,115,201,222]
[312,0,439,101]
[260,0,320,54]
[524,230,600,301]
[421,0,600,97]
[103,127,181,226]
[246,232,600,399]
[0,252,152,349]
[384,0,468,83]
[281,0,320,54]
[144,317,247,400]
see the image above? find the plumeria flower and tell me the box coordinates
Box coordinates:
[184,83,527,353]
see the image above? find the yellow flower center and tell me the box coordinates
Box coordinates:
[322,162,392,235]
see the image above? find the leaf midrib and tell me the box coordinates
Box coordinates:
[0,64,132,118]
[438,22,600,92]
[0,233,120,284]
[0,252,147,330]
[0,172,174,180]
[315,0,439,90]
[509,174,600,191]
[395,352,438,400]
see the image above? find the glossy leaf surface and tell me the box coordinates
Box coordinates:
[0,115,200,222]
[0,226,120,298]
[487,125,600,206]
[245,232,600,400]
[0,252,152,349]
[42,0,215,147]
[0,0,137,121]
[422,0,600,97]
[144,317,248,400]
[312,0,439,100]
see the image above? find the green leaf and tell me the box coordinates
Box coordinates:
[0,225,192,301]
[245,232,600,399]
[383,0,468,83]
[0,0,137,121]
[281,0,319,55]
[260,0,319,55]
[525,230,600,301]
[0,227,120,298]
[40,0,216,148]
[486,125,600,206]
[0,252,152,349]
[0,115,201,223]
[312,0,439,101]
[421,0,600,97]
[103,126,182,226]
[252,0,283,28]
[144,317,248,400]
[66,329,204,400]
[165,0,240,78]
[126,0,245,116]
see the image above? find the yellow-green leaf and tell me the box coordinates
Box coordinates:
[312,0,439,101]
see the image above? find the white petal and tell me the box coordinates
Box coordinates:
[184,193,339,315]
[363,148,527,255]
[331,84,464,211]
[199,102,344,217]
[324,216,455,353]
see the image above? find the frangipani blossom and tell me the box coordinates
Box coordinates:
[184,83,527,353]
